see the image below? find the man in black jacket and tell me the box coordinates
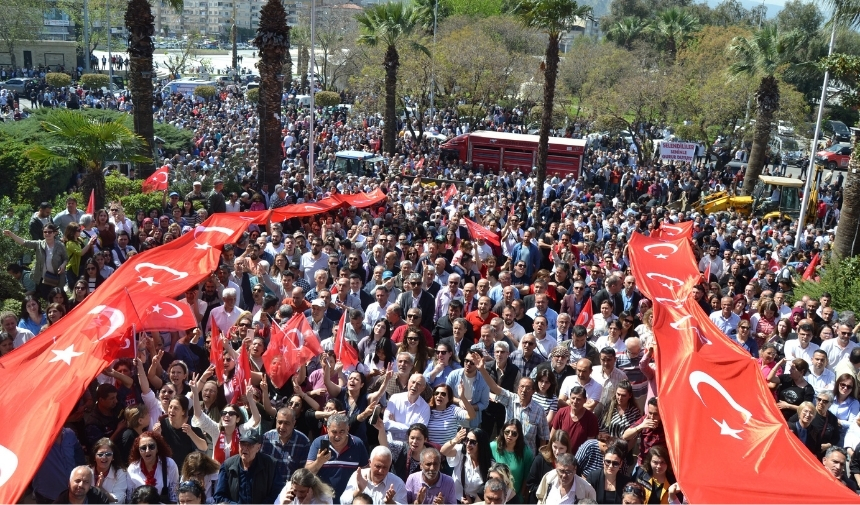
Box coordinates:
[213,431,283,504]
[54,466,112,504]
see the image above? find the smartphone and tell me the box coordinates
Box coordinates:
[319,440,330,453]
[369,405,382,426]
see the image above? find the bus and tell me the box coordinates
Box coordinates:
[440,131,586,178]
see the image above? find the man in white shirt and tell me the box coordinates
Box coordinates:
[340,446,408,505]
[434,274,462,323]
[363,285,390,328]
[821,324,859,371]
[784,322,820,369]
[592,347,628,410]
[698,243,724,280]
[500,306,526,342]
[522,316,556,359]
[806,350,836,396]
[384,374,430,442]
[1,312,34,348]
[709,296,740,339]
[558,358,603,410]
[208,287,241,334]
[773,292,792,318]
[264,230,285,257]
[300,238,329,284]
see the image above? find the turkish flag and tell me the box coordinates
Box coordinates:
[333,311,358,368]
[135,294,199,332]
[142,165,170,193]
[444,184,457,203]
[86,189,96,215]
[209,316,225,385]
[575,298,594,329]
[463,217,500,247]
[652,221,694,242]
[629,232,860,504]
[768,257,780,272]
[262,321,301,388]
[84,290,142,357]
[283,314,323,364]
[803,253,820,280]
[231,344,253,404]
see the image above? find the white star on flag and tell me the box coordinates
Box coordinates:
[713,418,743,439]
[138,276,159,287]
[151,304,161,313]
[49,344,84,366]
[194,242,212,250]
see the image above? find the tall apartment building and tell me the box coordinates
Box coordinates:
[152,0,298,38]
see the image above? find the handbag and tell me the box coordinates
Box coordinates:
[42,270,61,287]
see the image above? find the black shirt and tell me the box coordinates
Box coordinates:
[158,417,205,469]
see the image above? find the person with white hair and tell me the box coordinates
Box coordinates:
[340,445,408,504]
[208,287,241,334]
[54,465,112,504]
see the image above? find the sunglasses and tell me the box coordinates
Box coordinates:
[139,444,157,452]
[465,439,478,446]
[604,459,621,467]
[503,430,518,436]
[222,411,237,417]
[96,452,113,458]
[435,350,449,355]
[434,391,448,397]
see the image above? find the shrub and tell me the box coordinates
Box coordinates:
[45,72,72,88]
[456,104,485,119]
[793,255,860,313]
[79,73,110,89]
[315,91,340,107]
[246,88,259,103]
[195,85,217,99]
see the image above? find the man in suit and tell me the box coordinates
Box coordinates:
[591,274,624,317]
[349,273,375,311]
[560,280,591,323]
[396,273,436,331]
[619,275,643,316]
[433,299,474,348]
[306,299,334,340]
[422,266,441,298]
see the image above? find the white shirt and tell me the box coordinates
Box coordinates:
[784,340,821,369]
[12,328,35,348]
[503,322,526,342]
[594,335,626,356]
[300,251,329,284]
[384,392,430,442]
[363,301,389,328]
[128,458,179,504]
[447,445,484,498]
[709,311,740,339]
[558,375,603,402]
[339,469,407,505]
[806,368,836,396]
[592,366,628,407]
[209,305,241,334]
[821,339,859,371]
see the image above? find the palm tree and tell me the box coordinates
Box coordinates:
[412,0,450,35]
[356,2,428,156]
[24,110,150,211]
[512,0,592,211]
[125,0,178,177]
[728,25,801,196]
[648,8,701,59]
[607,16,649,50]
[254,0,291,186]
[291,24,310,92]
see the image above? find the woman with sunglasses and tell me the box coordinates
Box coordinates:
[397,329,430,374]
[585,445,631,504]
[620,483,647,505]
[190,375,260,464]
[63,221,98,288]
[616,311,639,341]
[127,431,180,504]
[490,420,531,498]
[82,257,107,293]
[427,382,475,446]
[3,224,67,299]
[90,437,133,503]
[440,427,493,504]
[424,340,461,387]
[830,374,860,446]
[735,321,758,357]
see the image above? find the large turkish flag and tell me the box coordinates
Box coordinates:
[142,165,170,193]
[463,217,500,247]
[629,231,859,503]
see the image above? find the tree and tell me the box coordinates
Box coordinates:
[254,0,290,186]
[0,0,46,70]
[126,0,179,177]
[24,110,150,211]
[606,16,650,50]
[58,0,125,61]
[356,2,428,155]
[512,0,592,210]
[728,25,801,195]
[648,7,701,59]
[312,7,359,91]
[413,0,452,35]
[160,32,202,77]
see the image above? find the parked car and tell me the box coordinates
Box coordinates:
[1,78,35,94]
[815,143,852,170]
[823,120,851,143]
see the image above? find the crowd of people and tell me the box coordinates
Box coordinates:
[0,74,856,504]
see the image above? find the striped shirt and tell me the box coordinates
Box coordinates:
[599,404,643,438]
[575,439,604,479]
[428,405,471,445]
[532,392,559,415]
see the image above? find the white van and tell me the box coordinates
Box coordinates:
[295,94,312,108]
[162,79,217,96]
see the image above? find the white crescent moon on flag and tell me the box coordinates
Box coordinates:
[645,273,684,286]
[643,243,679,257]
[135,262,188,280]
[654,297,684,309]
[120,338,132,349]
[669,314,712,345]
[193,226,236,239]
[662,225,683,235]
[0,443,19,487]
[87,305,126,340]
[161,302,184,319]
[157,170,169,184]
[689,370,752,423]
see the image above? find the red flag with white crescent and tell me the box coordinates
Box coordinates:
[282,314,322,367]
[135,295,199,332]
[629,232,859,504]
[333,311,358,368]
[231,344,253,404]
[574,298,594,329]
[444,184,457,203]
[262,320,301,388]
[142,165,170,193]
[209,316,225,385]
[463,217,500,247]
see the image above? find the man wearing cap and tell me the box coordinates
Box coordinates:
[164,191,181,214]
[208,179,227,214]
[185,181,207,204]
[30,202,54,240]
[306,298,334,340]
[213,431,282,504]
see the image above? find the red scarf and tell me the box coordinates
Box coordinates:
[141,459,158,487]
[214,428,240,464]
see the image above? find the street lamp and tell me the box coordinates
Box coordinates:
[308,0,316,186]
[429,0,437,116]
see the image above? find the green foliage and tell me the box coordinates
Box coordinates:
[0,137,73,206]
[45,72,72,87]
[456,104,485,119]
[80,73,111,89]
[246,88,260,103]
[440,0,503,17]
[315,91,341,107]
[793,256,860,312]
[194,85,217,99]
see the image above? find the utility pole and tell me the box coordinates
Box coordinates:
[429,0,437,117]
[83,0,91,71]
[308,0,316,186]
[107,0,113,86]
[231,2,238,79]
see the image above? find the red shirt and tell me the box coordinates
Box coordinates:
[628,416,666,466]
[390,325,433,348]
[465,310,498,337]
[550,406,598,454]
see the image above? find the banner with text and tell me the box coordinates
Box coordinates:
[660,142,697,162]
